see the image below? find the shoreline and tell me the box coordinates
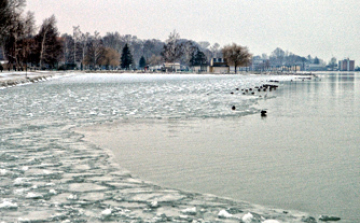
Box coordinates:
[0,71,75,88]
[0,70,334,89]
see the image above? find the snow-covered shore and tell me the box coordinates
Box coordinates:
[0,71,75,88]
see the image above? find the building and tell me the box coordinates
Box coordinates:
[251,56,264,71]
[164,62,181,72]
[208,58,229,73]
[338,58,355,71]
[192,65,207,73]
[306,64,327,71]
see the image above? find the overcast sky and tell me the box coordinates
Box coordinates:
[26,0,360,64]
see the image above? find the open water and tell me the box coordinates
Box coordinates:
[0,72,359,222]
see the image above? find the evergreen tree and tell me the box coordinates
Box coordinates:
[120,43,133,69]
[314,56,320,64]
[190,50,207,66]
[139,56,146,69]
[194,51,207,66]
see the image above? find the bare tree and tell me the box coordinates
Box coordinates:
[21,11,36,72]
[61,33,74,66]
[99,47,120,69]
[148,54,164,67]
[72,25,81,65]
[222,43,251,74]
[84,31,104,68]
[161,30,184,63]
[3,0,26,68]
[0,0,12,44]
[92,31,102,67]
[36,15,62,69]
[182,41,198,66]
[210,43,220,58]
[329,57,337,71]
[128,37,143,68]
[271,47,285,70]
[79,32,89,68]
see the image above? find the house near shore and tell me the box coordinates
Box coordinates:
[306,63,327,71]
[192,65,208,73]
[164,62,181,72]
[251,56,264,71]
[208,58,229,74]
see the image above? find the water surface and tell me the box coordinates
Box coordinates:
[80,72,360,222]
[1,72,357,222]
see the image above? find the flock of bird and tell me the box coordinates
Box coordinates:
[230,81,280,117]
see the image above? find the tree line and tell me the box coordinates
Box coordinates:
[0,0,340,72]
[0,0,62,70]
[0,1,224,71]
[255,47,339,72]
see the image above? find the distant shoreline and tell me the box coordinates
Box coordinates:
[1,70,355,88]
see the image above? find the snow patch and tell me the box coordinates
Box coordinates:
[26,192,43,199]
[0,199,18,209]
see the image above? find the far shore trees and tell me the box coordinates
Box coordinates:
[161,30,184,63]
[329,57,337,71]
[121,43,133,70]
[271,47,285,70]
[92,31,102,68]
[189,48,207,68]
[2,0,27,69]
[0,0,338,72]
[148,54,163,67]
[139,56,146,69]
[0,0,12,49]
[35,15,62,69]
[222,43,251,74]
[98,47,120,70]
[83,31,104,69]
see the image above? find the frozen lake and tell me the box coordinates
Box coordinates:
[1,72,358,222]
[79,72,360,223]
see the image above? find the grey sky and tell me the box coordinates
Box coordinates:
[27,0,360,64]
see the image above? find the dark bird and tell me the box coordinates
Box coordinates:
[261,110,267,116]
[232,105,236,110]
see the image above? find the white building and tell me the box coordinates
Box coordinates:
[164,62,181,72]
[208,58,229,74]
